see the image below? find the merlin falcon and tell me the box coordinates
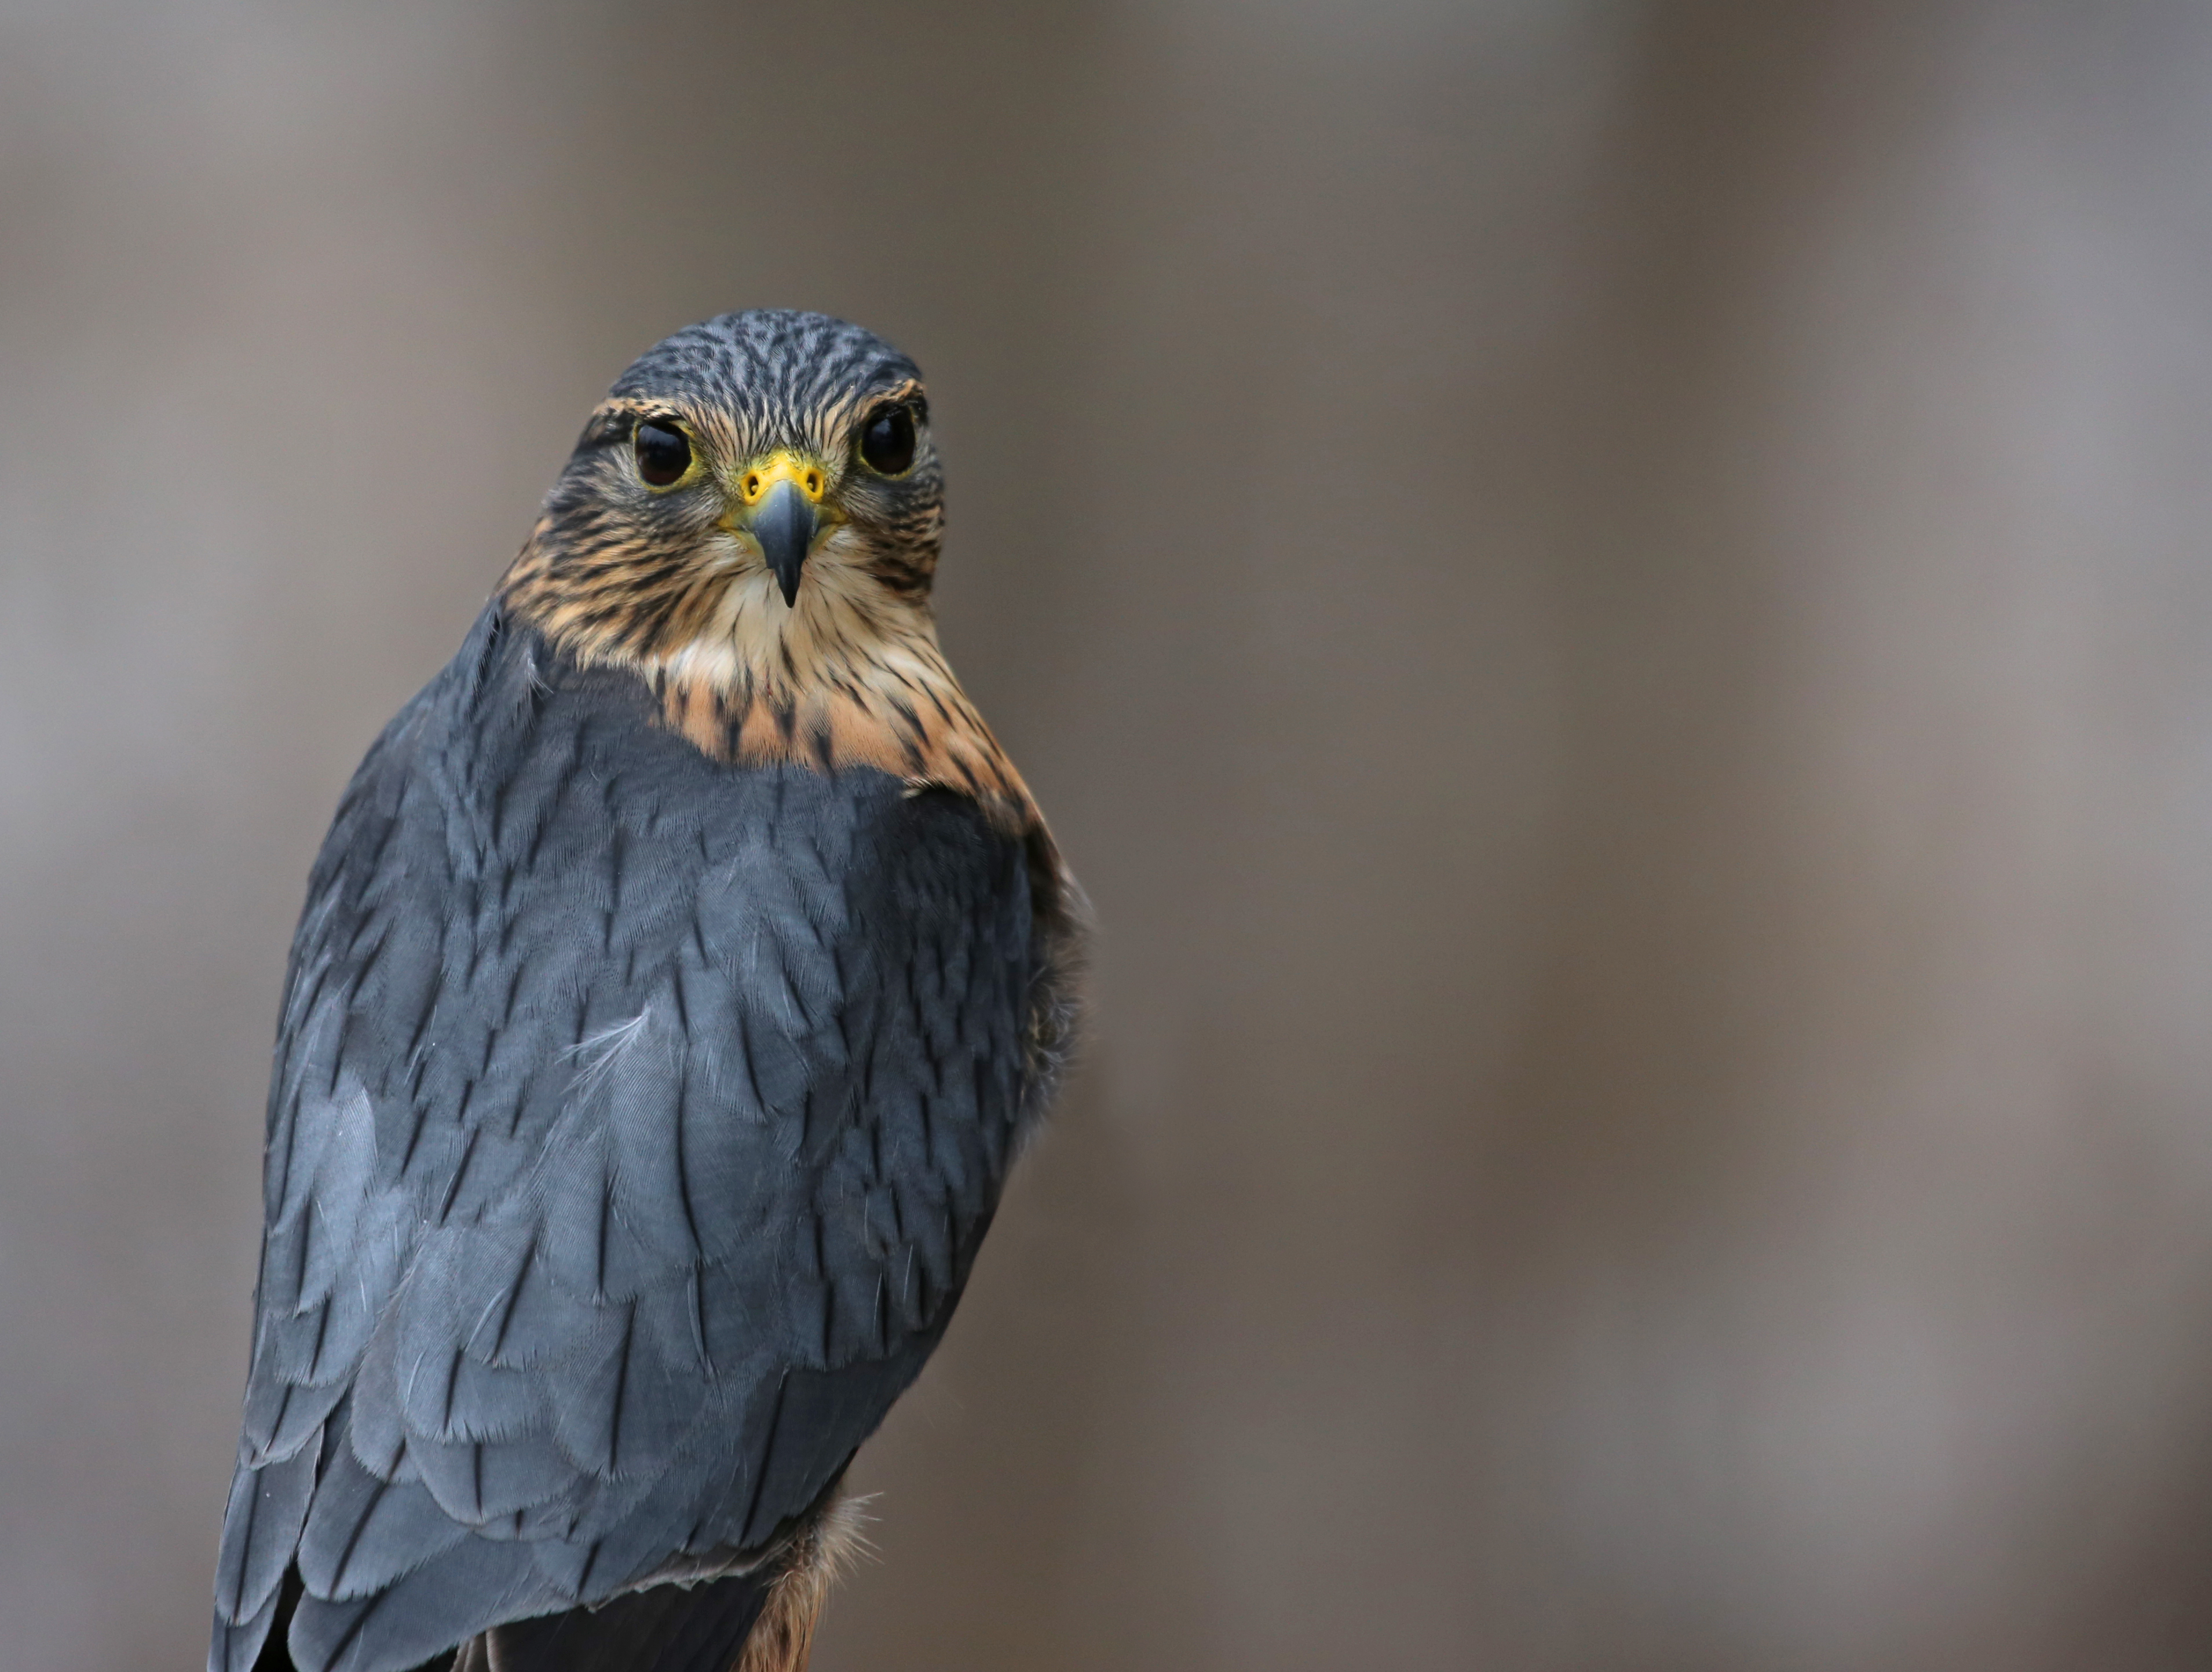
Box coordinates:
[209,311,1085,1672]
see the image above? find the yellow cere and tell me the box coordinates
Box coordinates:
[739,451,832,506]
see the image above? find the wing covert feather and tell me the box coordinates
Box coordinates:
[213,612,1038,1672]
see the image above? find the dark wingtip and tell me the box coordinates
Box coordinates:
[211,1565,293,1672]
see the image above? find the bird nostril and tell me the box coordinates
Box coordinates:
[742,473,762,500]
[805,471,821,497]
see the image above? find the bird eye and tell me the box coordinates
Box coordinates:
[858,405,917,476]
[634,420,692,487]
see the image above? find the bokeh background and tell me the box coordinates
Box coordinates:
[6,2,2212,1667]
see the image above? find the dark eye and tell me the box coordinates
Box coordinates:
[634,420,692,487]
[858,405,917,475]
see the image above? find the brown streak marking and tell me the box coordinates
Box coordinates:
[502,518,1035,833]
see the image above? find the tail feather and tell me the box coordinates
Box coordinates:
[247,1565,773,1672]
[466,1575,774,1672]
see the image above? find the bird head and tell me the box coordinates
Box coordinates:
[503,310,944,671]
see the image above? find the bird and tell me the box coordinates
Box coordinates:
[207,310,1085,1672]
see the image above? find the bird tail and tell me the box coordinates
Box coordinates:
[448,1574,774,1672]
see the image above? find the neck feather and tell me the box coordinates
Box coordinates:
[501,534,1039,835]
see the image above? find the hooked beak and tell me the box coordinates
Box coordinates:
[726,450,838,608]
[754,480,815,608]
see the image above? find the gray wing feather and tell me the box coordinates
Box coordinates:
[212,614,1036,1672]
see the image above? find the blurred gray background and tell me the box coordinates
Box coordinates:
[6,1,2212,1667]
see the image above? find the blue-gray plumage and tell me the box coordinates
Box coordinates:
[211,313,1083,1672]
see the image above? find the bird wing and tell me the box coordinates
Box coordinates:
[212,616,1034,1672]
